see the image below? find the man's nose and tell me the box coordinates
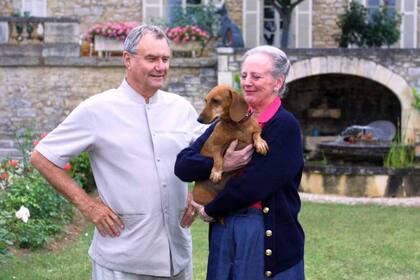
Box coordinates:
[155,59,167,70]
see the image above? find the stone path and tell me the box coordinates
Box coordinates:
[299,192,420,208]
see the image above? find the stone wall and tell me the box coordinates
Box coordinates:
[226,0,242,30]
[0,56,217,139]
[47,0,142,35]
[0,0,13,16]
[312,0,347,48]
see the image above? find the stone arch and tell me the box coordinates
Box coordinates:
[287,56,419,143]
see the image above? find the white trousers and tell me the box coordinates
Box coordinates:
[92,261,192,280]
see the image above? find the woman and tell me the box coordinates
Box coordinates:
[175,46,305,280]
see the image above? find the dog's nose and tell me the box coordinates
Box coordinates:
[197,116,205,124]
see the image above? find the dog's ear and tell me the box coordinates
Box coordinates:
[229,89,249,122]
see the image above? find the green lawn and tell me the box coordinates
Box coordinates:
[0,202,419,280]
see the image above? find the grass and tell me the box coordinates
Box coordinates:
[0,202,419,280]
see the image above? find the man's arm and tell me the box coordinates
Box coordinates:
[30,151,124,237]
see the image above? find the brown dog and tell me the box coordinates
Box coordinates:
[193,85,268,205]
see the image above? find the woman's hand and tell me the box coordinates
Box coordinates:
[223,140,254,172]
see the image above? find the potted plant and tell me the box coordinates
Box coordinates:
[84,21,139,57]
[166,25,210,57]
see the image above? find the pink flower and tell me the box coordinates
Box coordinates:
[8,160,18,168]
[64,163,72,171]
[33,140,40,147]
[0,172,9,180]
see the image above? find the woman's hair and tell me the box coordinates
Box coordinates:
[243,45,291,95]
[123,24,169,55]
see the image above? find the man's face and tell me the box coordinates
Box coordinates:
[125,32,171,97]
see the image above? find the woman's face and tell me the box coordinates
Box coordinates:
[240,53,283,112]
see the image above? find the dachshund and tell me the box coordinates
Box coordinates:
[193,85,268,205]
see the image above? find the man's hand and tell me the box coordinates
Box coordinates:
[81,197,124,237]
[30,151,124,238]
[223,140,254,172]
[191,200,214,223]
[180,192,198,228]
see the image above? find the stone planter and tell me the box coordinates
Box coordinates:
[171,41,202,57]
[301,165,420,197]
[94,35,123,57]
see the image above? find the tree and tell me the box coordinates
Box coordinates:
[337,2,401,48]
[268,0,305,48]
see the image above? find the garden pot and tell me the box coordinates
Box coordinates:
[94,35,123,57]
[170,41,201,57]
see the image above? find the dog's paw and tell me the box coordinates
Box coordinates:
[255,139,269,155]
[210,169,222,183]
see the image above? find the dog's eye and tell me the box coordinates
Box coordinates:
[211,99,220,105]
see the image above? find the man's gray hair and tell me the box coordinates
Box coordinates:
[123,24,169,54]
[243,45,291,95]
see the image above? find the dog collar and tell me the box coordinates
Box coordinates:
[238,110,253,124]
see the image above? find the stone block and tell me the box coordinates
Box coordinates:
[218,71,233,87]
[44,22,80,44]
[42,43,80,57]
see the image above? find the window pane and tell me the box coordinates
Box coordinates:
[367,0,380,5]
[404,0,415,11]
[186,0,201,3]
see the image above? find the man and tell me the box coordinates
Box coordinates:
[31,25,202,280]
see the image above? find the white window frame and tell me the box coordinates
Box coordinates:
[400,0,418,48]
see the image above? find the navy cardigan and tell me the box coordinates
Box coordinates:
[175,106,305,276]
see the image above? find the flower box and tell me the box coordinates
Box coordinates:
[170,41,202,57]
[94,35,123,57]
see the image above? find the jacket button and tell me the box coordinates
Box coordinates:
[262,207,270,214]
[265,249,272,256]
[265,230,272,237]
[265,271,272,277]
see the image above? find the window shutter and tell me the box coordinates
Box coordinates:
[243,0,262,48]
[143,0,164,24]
[295,0,312,48]
[400,0,417,48]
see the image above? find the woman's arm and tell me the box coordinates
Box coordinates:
[175,124,215,182]
[205,114,304,217]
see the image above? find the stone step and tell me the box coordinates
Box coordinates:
[0,148,22,161]
[0,139,15,149]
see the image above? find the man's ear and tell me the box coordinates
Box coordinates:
[229,89,249,122]
[123,52,131,69]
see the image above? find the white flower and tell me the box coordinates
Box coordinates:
[15,206,30,223]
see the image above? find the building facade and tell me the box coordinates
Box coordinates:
[1,0,420,160]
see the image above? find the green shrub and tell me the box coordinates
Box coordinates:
[412,88,420,111]
[167,4,220,38]
[70,152,96,193]
[0,170,73,250]
[384,126,414,168]
[337,2,401,48]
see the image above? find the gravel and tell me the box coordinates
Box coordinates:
[299,192,420,208]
